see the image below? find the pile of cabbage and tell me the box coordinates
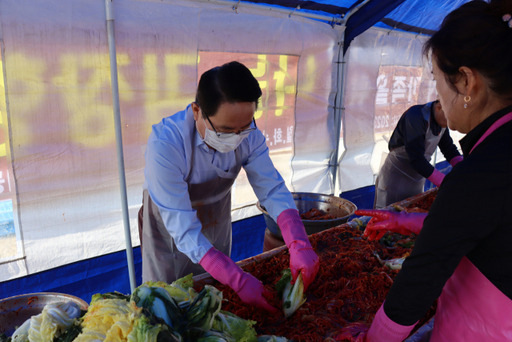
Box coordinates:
[3,274,288,342]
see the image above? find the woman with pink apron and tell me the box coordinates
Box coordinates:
[340,1,512,340]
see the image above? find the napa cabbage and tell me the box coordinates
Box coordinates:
[11,301,82,342]
[73,298,141,342]
[276,269,306,318]
[210,310,257,342]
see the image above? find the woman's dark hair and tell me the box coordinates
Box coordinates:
[195,61,262,117]
[424,0,512,98]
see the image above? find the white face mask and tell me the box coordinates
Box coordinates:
[201,116,252,153]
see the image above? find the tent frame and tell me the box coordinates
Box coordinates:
[105,0,136,292]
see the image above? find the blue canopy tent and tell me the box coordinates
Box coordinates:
[0,0,470,302]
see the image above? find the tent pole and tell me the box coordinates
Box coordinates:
[329,39,346,196]
[105,0,137,292]
[329,1,369,195]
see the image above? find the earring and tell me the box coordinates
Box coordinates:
[464,95,471,109]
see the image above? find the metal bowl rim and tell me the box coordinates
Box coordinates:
[0,292,89,308]
[256,192,357,223]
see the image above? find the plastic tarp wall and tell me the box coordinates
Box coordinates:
[0,0,339,282]
[340,27,464,192]
[341,29,432,191]
[0,0,465,287]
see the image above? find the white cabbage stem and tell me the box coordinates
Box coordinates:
[19,301,82,342]
[45,301,82,325]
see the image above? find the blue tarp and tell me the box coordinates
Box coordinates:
[245,0,471,53]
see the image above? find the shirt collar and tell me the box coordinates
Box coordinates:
[460,105,512,155]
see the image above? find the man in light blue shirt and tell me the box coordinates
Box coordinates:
[141,61,319,312]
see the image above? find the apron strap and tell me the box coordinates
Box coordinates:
[470,112,512,154]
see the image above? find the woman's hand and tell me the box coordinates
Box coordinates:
[355,210,427,240]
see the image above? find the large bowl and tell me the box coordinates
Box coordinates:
[0,292,89,336]
[257,192,357,237]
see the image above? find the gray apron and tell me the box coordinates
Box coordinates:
[141,144,242,283]
[375,119,445,209]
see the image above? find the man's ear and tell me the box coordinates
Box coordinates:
[191,102,200,121]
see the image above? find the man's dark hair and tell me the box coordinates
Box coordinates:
[195,61,262,117]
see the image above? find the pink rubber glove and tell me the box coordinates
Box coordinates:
[366,304,416,342]
[355,209,427,241]
[427,169,445,187]
[199,247,278,313]
[277,208,320,290]
[449,155,463,167]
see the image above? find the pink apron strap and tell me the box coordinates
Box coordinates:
[470,112,512,154]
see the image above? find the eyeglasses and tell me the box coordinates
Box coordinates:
[204,115,257,138]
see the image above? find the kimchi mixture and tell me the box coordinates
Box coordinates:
[195,191,437,341]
